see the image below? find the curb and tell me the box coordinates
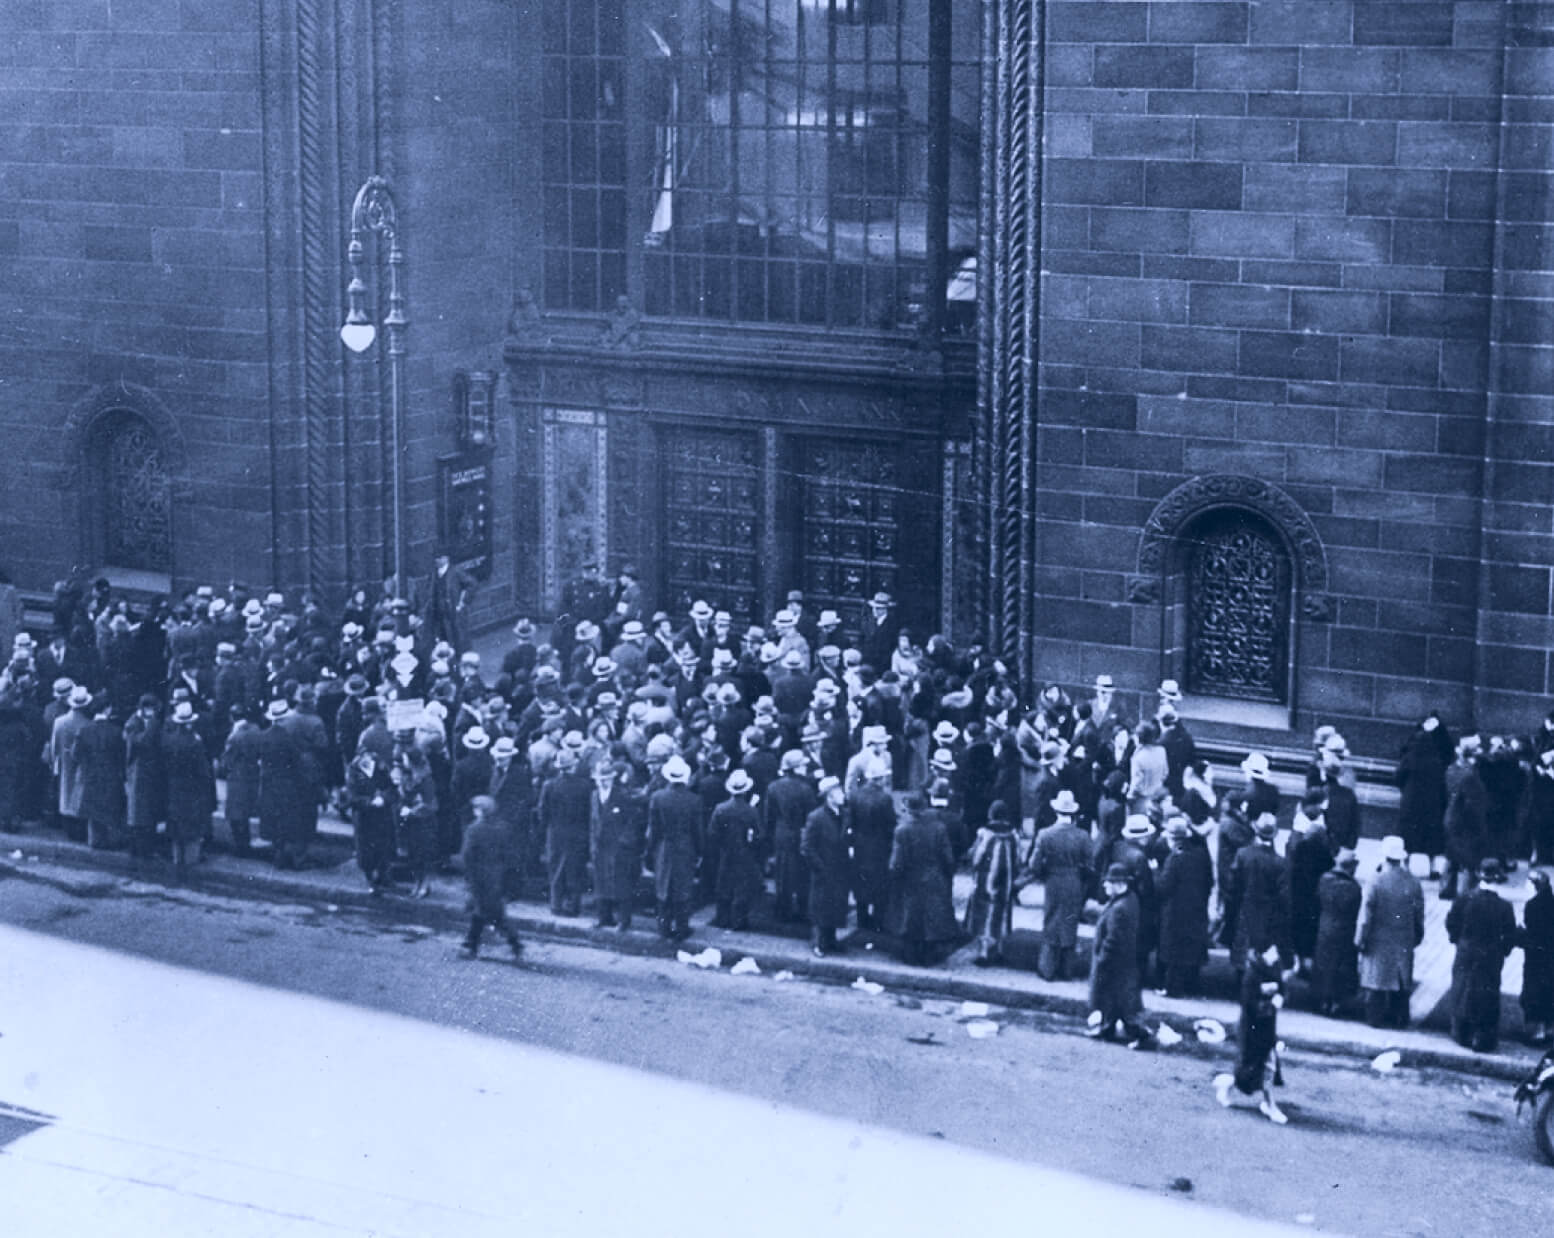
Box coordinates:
[2,832,1536,1086]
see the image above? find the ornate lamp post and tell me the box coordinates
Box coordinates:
[341,175,408,597]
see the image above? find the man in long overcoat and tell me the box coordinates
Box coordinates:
[221,715,263,854]
[1222,813,1290,972]
[257,700,311,869]
[801,776,851,956]
[1286,791,1334,969]
[1028,788,1092,981]
[1312,848,1363,1017]
[1442,735,1487,900]
[766,749,818,922]
[122,692,165,856]
[538,746,593,917]
[845,758,896,931]
[1445,860,1518,1052]
[487,735,533,899]
[346,745,397,893]
[885,786,959,965]
[162,701,216,875]
[590,755,644,930]
[275,686,330,850]
[76,698,125,850]
[1155,815,1215,997]
[708,768,763,930]
[1355,834,1426,1029]
[646,755,702,940]
[458,795,522,959]
[1088,862,1151,1045]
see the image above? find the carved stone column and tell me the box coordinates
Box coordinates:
[975,0,1044,685]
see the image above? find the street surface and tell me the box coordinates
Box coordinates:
[1,864,1550,1237]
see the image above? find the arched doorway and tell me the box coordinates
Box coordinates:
[1180,508,1291,703]
[88,410,173,574]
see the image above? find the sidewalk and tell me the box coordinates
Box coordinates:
[2,818,1543,1085]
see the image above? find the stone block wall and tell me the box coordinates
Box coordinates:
[0,0,275,587]
[1035,1,1554,751]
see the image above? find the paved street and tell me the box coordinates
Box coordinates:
[1,865,1550,1237]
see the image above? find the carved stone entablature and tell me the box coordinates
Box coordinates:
[1134,474,1331,621]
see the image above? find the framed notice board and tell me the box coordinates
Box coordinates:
[436,451,493,580]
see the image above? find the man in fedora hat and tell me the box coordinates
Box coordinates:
[648,754,702,940]
[678,599,715,662]
[122,692,166,856]
[609,618,649,682]
[1156,814,1214,997]
[767,749,818,923]
[76,694,126,852]
[48,683,95,844]
[1356,834,1425,1029]
[1088,862,1154,1048]
[539,745,592,917]
[257,698,312,869]
[162,700,216,877]
[801,775,851,956]
[859,590,899,676]
[846,755,897,933]
[709,767,763,930]
[1446,858,1519,1052]
[590,755,644,930]
[886,782,960,966]
[1028,787,1093,981]
[1222,812,1290,978]
[1313,731,1361,851]
[451,725,494,852]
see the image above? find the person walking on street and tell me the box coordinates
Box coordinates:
[1355,835,1426,1029]
[1215,943,1291,1125]
[1445,859,1518,1053]
[1087,862,1154,1048]
[458,795,523,960]
[801,776,851,957]
[885,784,960,966]
[1520,869,1554,1045]
[1027,788,1091,982]
[1312,848,1363,1018]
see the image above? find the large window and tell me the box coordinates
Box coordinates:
[537,0,979,332]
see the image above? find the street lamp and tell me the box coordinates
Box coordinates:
[341,174,408,598]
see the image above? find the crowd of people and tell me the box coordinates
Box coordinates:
[2,561,1553,1090]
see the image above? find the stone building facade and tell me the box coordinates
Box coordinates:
[2,1,1551,755]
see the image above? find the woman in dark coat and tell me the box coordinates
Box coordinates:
[886,789,960,965]
[1155,817,1214,997]
[1519,870,1554,1044]
[1215,944,1289,1125]
[1312,849,1363,1017]
[1397,715,1450,867]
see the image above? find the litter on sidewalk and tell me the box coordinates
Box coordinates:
[1193,1018,1227,1045]
[959,1000,990,1018]
[676,947,723,970]
[851,977,885,995]
[1155,1023,1184,1047]
[1371,1050,1401,1073]
[965,1019,999,1039]
[730,956,761,976]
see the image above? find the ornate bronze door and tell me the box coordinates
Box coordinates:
[793,437,937,644]
[659,426,762,621]
[1185,511,1290,703]
[96,413,172,573]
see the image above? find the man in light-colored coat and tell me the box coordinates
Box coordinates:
[47,684,94,840]
[1355,834,1426,1029]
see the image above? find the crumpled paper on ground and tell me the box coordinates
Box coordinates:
[1370,1050,1401,1073]
[959,1001,990,1018]
[730,956,761,976]
[851,977,885,995]
[1193,1018,1227,1045]
[1155,1022,1184,1047]
[965,1020,999,1039]
[676,947,723,970]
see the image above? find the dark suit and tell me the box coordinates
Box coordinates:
[591,786,644,927]
[647,784,703,937]
[846,783,896,930]
[801,803,851,948]
[538,768,593,915]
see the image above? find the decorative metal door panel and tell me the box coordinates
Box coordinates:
[1186,513,1290,703]
[794,437,934,645]
[99,415,172,573]
[659,426,761,622]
